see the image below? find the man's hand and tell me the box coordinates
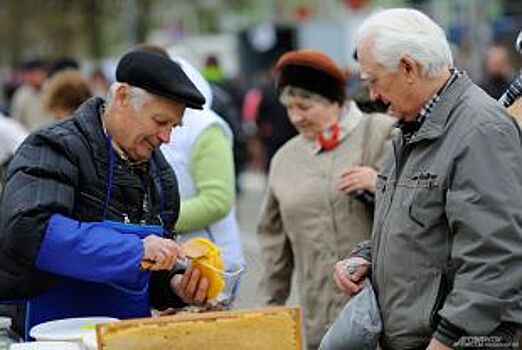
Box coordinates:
[142,235,182,270]
[333,258,370,296]
[426,338,452,350]
[171,265,210,305]
[337,166,378,195]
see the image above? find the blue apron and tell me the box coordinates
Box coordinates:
[26,134,171,335]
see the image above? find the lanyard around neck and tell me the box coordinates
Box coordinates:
[102,133,166,227]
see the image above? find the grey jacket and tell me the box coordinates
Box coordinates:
[370,73,522,349]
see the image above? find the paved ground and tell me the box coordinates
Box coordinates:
[232,171,298,310]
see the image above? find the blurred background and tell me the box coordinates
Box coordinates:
[0,0,520,88]
[1,0,520,159]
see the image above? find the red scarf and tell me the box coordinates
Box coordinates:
[317,121,340,151]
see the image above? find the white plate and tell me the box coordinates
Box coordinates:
[82,332,98,350]
[29,317,118,341]
[10,342,82,350]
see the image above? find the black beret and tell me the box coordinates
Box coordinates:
[116,50,205,110]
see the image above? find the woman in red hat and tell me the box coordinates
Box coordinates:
[256,49,395,349]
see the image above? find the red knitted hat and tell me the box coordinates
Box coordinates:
[275,49,347,104]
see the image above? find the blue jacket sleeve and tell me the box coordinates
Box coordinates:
[36,214,144,285]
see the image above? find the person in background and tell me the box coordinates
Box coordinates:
[0,112,29,334]
[254,70,298,172]
[165,57,246,296]
[0,114,28,167]
[0,113,28,185]
[479,44,514,100]
[47,57,80,78]
[10,59,53,131]
[135,44,245,301]
[208,77,247,194]
[0,50,210,334]
[1,76,22,116]
[202,54,225,83]
[257,49,395,349]
[201,54,247,192]
[89,68,111,98]
[335,8,521,350]
[42,69,91,120]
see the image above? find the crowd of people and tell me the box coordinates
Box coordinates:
[0,6,520,350]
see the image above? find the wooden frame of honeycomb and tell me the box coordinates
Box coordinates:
[96,306,303,350]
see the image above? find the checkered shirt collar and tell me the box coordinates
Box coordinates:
[399,69,460,141]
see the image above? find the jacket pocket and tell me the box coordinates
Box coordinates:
[407,173,443,228]
[383,270,442,340]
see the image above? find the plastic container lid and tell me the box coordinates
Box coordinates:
[0,316,12,329]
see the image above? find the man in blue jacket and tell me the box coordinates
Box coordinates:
[0,50,210,330]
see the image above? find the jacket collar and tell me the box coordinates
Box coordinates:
[71,97,107,160]
[309,101,364,154]
[407,72,472,144]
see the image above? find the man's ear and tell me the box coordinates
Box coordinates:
[399,56,419,84]
[114,83,130,108]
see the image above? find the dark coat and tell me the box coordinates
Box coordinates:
[0,97,181,310]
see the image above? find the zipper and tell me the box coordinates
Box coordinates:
[429,267,451,329]
[374,137,412,296]
[372,174,389,294]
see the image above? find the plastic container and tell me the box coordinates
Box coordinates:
[218,263,245,305]
[197,262,245,307]
[0,317,20,350]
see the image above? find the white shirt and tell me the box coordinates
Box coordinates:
[0,115,29,164]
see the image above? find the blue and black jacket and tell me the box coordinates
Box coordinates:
[0,97,184,326]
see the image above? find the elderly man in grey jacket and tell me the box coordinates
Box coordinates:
[334,8,522,350]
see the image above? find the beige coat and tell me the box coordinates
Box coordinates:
[257,103,395,349]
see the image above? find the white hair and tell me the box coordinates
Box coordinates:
[355,8,453,77]
[106,82,153,111]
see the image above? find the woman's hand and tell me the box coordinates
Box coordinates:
[337,166,378,194]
